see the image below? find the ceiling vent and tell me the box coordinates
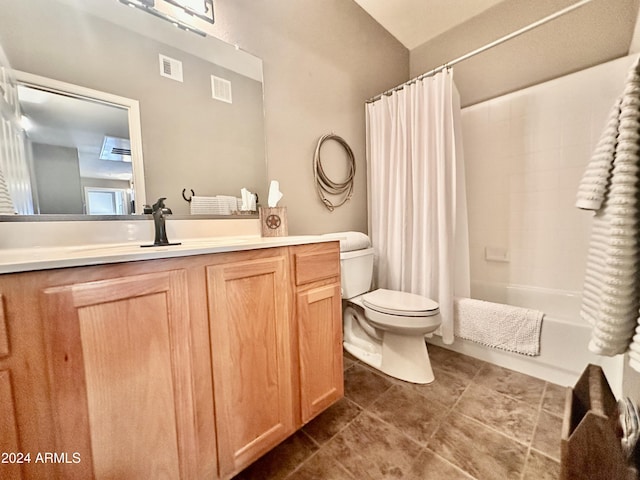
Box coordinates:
[211,75,232,103]
[159,54,184,82]
[100,136,132,162]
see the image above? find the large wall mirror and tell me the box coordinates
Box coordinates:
[0,0,266,218]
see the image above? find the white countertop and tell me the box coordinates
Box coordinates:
[0,235,334,274]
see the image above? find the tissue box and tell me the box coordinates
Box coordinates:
[260,207,288,237]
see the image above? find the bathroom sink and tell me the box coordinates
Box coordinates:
[64,243,147,255]
[180,236,260,247]
[63,236,263,256]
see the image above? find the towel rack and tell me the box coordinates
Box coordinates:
[182,188,195,203]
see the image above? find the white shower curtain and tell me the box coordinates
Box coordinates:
[365,69,470,344]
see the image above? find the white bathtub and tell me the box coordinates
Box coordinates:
[427,281,624,395]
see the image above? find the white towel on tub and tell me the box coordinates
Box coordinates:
[454,297,544,356]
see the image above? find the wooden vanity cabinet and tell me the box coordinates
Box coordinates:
[0,242,342,480]
[0,259,214,480]
[292,242,344,423]
[0,293,23,480]
[204,243,344,478]
[205,250,296,477]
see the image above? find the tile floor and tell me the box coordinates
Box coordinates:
[233,344,564,480]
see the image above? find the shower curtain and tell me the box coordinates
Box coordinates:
[365,69,470,344]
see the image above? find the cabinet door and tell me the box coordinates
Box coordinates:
[0,296,20,479]
[297,283,344,423]
[207,255,294,477]
[0,370,22,480]
[41,270,197,480]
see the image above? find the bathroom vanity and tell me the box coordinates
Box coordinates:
[0,236,343,480]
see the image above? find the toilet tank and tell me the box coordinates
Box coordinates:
[340,248,374,299]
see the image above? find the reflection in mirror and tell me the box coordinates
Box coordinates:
[15,71,146,215]
[0,0,266,219]
[119,0,215,35]
[20,85,130,214]
[0,46,32,215]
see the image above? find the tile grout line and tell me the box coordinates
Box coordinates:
[529,446,561,463]
[299,426,322,449]
[287,358,370,480]
[417,365,481,478]
[287,408,364,480]
[455,409,532,448]
[421,446,477,480]
[304,397,365,447]
[474,366,548,408]
[281,448,320,480]
[520,381,549,480]
[280,445,357,480]
[362,400,428,449]
[420,361,482,446]
[451,377,541,478]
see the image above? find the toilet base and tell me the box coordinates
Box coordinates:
[343,300,436,384]
[344,333,435,384]
[380,332,434,384]
[344,342,382,371]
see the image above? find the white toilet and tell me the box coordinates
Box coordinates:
[328,232,441,384]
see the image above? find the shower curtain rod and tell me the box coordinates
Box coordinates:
[367,0,595,104]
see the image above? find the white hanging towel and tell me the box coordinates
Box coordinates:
[576,58,640,360]
[0,165,16,215]
[190,195,241,215]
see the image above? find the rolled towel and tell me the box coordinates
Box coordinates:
[321,231,371,252]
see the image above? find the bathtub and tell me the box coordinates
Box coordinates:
[427,281,624,395]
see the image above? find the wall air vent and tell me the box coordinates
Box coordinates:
[100,136,132,162]
[211,75,232,103]
[159,54,184,82]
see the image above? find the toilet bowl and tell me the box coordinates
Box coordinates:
[344,289,440,384]
[324,232,441,384]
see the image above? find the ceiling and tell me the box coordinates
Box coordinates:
[352,0,508,50]
[18,85,133,181]
[354,0,640,106]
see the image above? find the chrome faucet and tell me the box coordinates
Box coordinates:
[142,197,181,247]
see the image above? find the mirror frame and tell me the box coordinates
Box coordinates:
[15,70,147,214]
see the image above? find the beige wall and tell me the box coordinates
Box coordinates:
[205,0,409,234]
[410,0,639,107]
[0,0,408,228]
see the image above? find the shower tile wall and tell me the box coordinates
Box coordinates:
[461,53,640,294]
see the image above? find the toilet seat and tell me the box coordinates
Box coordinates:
[362,289,439,317]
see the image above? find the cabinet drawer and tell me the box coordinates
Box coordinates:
[293,242,340,286]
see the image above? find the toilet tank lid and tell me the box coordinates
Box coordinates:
[321,231,371,252]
